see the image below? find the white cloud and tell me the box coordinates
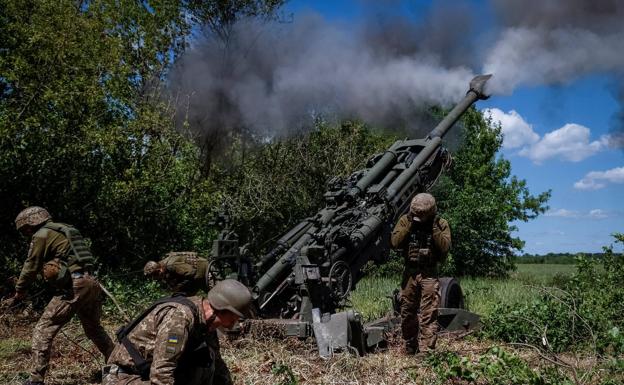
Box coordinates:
[545,208,615,220]
[483,109,620,164]
[545,208,580,218]
[483,108,539,149]
[588,209,609,219]
[519,123,610,164]
[574,166,624,190]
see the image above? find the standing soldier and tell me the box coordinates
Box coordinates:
[8,206,114,385]
[143,251,210,295]
[390,193,451,355]
[103,279,252,385]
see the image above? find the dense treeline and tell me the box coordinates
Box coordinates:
[1,0,549,281]
[515,252,621,264]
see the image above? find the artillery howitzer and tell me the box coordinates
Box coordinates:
[209,75,491,357]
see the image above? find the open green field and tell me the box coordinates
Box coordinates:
[350,264,577,321]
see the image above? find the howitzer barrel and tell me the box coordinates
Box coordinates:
[386,75,491,205]
[428,74,491,139]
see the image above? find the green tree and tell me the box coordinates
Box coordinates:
[0,0,285,276]
[433,108,550,276]
[213,120,393,248]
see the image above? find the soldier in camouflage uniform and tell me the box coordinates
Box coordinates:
[8,207,113,385]
[143,251,209,295]
[390,193,451,354]
[103,279,252,385]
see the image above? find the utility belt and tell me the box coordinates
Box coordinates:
[43,258,91,284]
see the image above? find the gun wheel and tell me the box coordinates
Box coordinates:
[328,261,352,300]
[206,260,225,289]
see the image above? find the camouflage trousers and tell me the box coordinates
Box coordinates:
[102,366,216,385]
[29,273,113,382]
[400,271,440,352]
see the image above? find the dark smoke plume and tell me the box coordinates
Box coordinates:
[169,8,475,149]
[485,0,624,94]
[171,0,624,152]
[485,0,624,144]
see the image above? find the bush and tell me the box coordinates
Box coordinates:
[483,233,624,354]
[424,347,574,385]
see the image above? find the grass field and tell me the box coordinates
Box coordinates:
[349,264,577,320]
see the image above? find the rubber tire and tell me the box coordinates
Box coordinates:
[439,277,464,309]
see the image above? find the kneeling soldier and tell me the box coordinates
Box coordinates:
[103,279,252,385]
[9,206,113,385]
[143,251,209,295]
[391,193,451,354]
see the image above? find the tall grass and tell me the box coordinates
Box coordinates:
[349,276,397,321]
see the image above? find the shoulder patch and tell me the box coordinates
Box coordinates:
[165,333,180,356]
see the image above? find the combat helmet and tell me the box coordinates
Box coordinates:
[410,193,437,222]
[15,206,51,231]
[143,261,160,276]
[207,279,253,318]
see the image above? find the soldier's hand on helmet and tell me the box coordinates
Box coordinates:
[417,248,432,258]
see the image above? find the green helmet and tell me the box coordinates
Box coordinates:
[15,206,51,231]
[207,279,253,318]
[410,193,437,222]
[143,261,160,276]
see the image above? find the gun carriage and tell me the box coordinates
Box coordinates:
[209,75,491,356]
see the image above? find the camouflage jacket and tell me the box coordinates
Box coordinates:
[390,214,451,273]
[15,221,72,292]
[160,252,209,294]
[107,296,231,385]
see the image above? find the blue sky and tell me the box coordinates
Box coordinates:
[284,0,624,254]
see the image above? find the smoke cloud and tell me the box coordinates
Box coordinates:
[170,0,624,143]
[484,0,624,94]
[170,8,475,144]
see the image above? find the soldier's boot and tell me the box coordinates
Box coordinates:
[403,338,418,355]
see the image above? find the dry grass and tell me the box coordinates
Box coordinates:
[1,307,616,385]
[0,306,113,385]
[220,333,478,385]
[0,262,617,385]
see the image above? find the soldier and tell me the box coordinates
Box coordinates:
[143,251,209,295]
[390,193,451,354]
[8,206,113,385]
[103,279,252,385]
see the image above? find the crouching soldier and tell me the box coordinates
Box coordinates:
[9,206,113,385]
[103,279,253,385]
[143,251,210,295]
[391,193,451,354]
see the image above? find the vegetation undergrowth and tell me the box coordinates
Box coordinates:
[483,233,624,356]
[422,346,574,385]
